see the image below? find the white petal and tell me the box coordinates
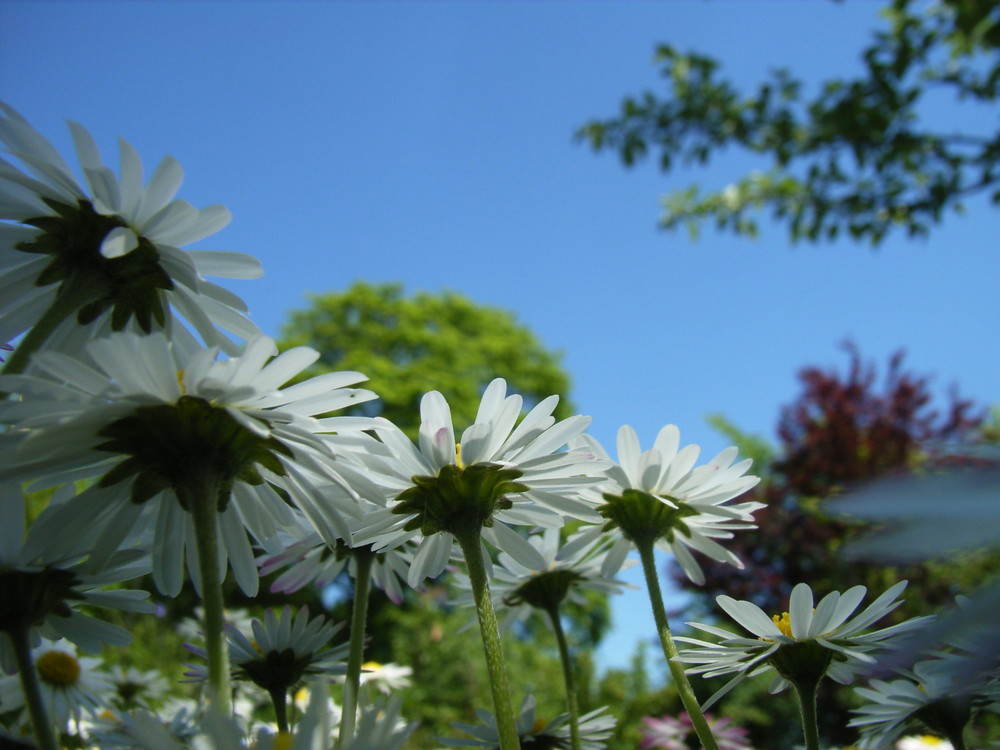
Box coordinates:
[99,226,139,259]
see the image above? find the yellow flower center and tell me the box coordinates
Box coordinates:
[772,611,793,638]
[530,717,548,734]
[917,737,947,746]
[272,732,293,750]
[454,443,465,469]
[361,660,382,672]
[36,650,81,687]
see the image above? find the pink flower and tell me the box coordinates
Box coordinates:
[640,713,754,750]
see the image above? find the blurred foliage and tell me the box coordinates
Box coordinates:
[279,281,574,438]
[577,0,1000,245]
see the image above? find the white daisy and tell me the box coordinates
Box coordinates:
[184,606,347,731]
[355,661,413,695]
[580,424,762,585]
[441,694,616,750]
[895,736,955,750]
[104,665,171,711]
[348,378,607,586]
[258,511,413,606]
[339,694,418,750]
[0,483,154,674]
[675,581,933,709]
[84,699,202,749]
[0,103,263,371]
[850,652,998,749]
[0,638,112,730]
[0,331,378,596]
[452,526,633,632]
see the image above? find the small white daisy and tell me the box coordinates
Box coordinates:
[348,378,608,586]
[441,694,616,750]
[850,652,998,749]
[258,513,414,605]
[0,103,263,370]
[675,581,932,709]
[0,638,112,730]
[339,694,418,750]
[0,483,154,674]
[104,664,171,711]
[895,736,955,750]
[355,661,413,695]
[0,332,377,596]
[452,526,633,632]
[580,424,762,585]
[185,605,348,687]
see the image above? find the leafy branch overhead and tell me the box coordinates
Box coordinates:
[577,0,1000,245]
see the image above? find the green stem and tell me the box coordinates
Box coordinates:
[10,625,60,750]
[544,606,581,750]
[454,529,521,750]
[182,472,231,714]
[269,687,289,733]
[635,540,719,750]
[337,547,374,748]
[791,679,821,750]
[1,276,95,377]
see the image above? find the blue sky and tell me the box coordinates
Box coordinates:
[2,1,997,677]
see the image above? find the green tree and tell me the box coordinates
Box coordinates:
[280,281,575,437]
[577,0,1000,245]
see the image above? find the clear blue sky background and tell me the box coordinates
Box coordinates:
[2,1,997,677]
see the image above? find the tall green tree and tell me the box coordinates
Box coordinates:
[578,0,1000,245]
[280,281,574,437]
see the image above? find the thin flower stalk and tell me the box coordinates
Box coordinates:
[179,469,231,713]
[543,604,582,750]
[636,540,719,750]
[10,626,59,750]
[455,528,521,750]
[337,546,374,748]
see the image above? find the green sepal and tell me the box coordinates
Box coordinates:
[767,639,836,688]
[503,568,585,611]
[391,462,527,537]
[598,488,699,547]
[95,396,292,512]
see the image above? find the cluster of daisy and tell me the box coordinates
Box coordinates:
[0,103,990,750]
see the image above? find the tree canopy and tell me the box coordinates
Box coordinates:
[577,0,1000,245]
[279,281,574,437]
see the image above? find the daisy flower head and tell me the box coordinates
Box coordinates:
[895,736,954,750]
[640,712,754,750]
[581,424,762,585]
[84,699,202,750]
[0,638,113,730]
[850,653,998,749]
[355,661,413,695]
[0,103,264,372]
[675,581,933,709]
[351,378,608,586]
[441,694,616,750]
[105,664,171,711]
[452,526,633,632]
[639,714,688,750]
[339,694,418,750]
[185,605,348,694]
[258,513,413,605]
[0,331,378,596]
[0,483,154,674]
